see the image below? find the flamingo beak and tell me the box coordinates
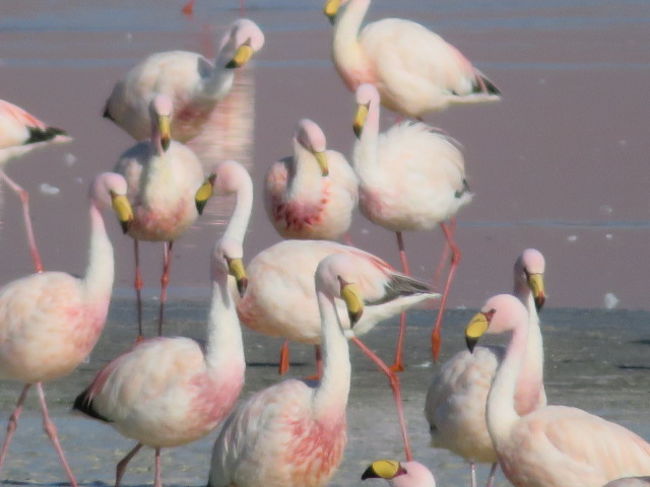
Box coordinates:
[361,460,405,480]
[158,114,171,152]
[226,42,254,69]
[195,174,216,215]
[341,282,363,326]
[527,273,546,311]
[323,0,341,24]
[353,103,369,139]
[313,151,329,176]
[227,258,248,296]
[465,312,491,352]
[110,193,134,234]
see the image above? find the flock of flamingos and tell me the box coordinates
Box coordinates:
[0,1,649,487]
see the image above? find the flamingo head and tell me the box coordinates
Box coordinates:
[354,83,379,138]
[362,460,436,487]
[323,0,353,24]
[195,160,250,215]
[296,118,329,176]
[213,237,247,296]
[514,248,546,311]
[223,19,265,69]
[316,254,365,327]
[465,294,528,352]
[90,172,134,234]
[150,94,173,152]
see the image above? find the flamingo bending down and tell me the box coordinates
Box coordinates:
[0,172,133,487]
[0,99,72,272]
[114,94,204,338]
[425,249,546,487]
[465,294,650,487]
[104,19,264,143]
[362,459,436,487]
[208,253,367,487]
[73,228,249,487]
[353,83,472,362]
[324,0,500,119]
[264,118,358,241]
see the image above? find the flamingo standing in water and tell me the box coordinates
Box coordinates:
[323,0,500,118]
[362,459,436,487]
[0,99,71,272]
[208,252,377,487]
[465,294,650,487]
[74,162,250,487]
[425,249,546,487]
[0,172,133,487]
[114,94,204,338]
[104,18,264,143]
[353,82,472,362]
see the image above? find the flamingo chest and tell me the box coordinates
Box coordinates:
[174,102,215,142]
[130,196,196,241]
[271,184,330,236]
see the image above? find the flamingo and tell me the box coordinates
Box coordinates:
[73,171,250,487]
[264,118,358,241]
[0,99,72,272]
[114,94,204,338]
[353,82,472,362]
[465,294,650,487]
[104,18,264,143]
[323,0,500,119]
[208,252,376,487]
[0,172,133,487]
[362,459,436,487]
[424,249,546,487]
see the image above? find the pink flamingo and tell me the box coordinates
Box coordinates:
[0,172,133,487]
[465,294,650,487]
[425,249,546,487]
[353,83,472,362]
[0,99,72,272]
[208,253,371,487]
[362,459,436,487]
[114,94,204,338]
[104,19,264,143]
[264,118,358,375]
[323,0,500,118]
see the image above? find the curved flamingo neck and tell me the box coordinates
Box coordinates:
[82,204,115,304]
[287,139,322,200]
[486,320,527,448]
[353,99,381,182]
[313,289,351,420]
[203,38,238,100]
[223,172,253,245]
[332,0,371,87]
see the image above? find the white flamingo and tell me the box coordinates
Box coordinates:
[362,459,437,487]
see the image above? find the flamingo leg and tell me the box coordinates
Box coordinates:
[0,170,43,273]
[470,462,477,487]
[0,384,31,470]
[240,0,246,16]
[278,339,290,375]
[390,231,410,372]
[158,241,174,336]
[133,239,144,339]
[154,448,162,487]
[431,219,461,361]
[303,345,323,381]
[35,383,78,487]
[351,337,412,462]
[485,462,499,487]
[115,442,143,487]
[181,0,195,15]
[433,240,450,289]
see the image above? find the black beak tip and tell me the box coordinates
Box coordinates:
[361,467,376,481]
[237,278,248,297]
[225,59,237,69]
[465,336,478,353]
[535,296,546,312]
[196,200,207,215]
[120,220,131,234]
[349,310,362,327]
[353,125,362,139]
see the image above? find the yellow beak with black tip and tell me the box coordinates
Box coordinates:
[341,282,363,326]
[323,0,341,24]
[110,193,134,234]
[361,460,405,480]
[465,312,490,353]
[195,174,216,215]
[228,257,248,297]
[528,273,546,311]
[158,113,171,152]
[353,103,369,139]
[313,151,329,176]
[226,43,254,69]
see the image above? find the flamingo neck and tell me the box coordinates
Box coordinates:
[332,0,370,85]
[313,289,351,420]
[202,45,237,100]
[82,204,115,304]
[205,274,245,380]
[353,100,381,183]
[223,173,253,245]
[287,140,323,200]
[486,321,527,448]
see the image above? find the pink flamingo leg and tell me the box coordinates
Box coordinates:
[304,345,323,381]
[0,170,43,273]
[390,231,411,372]
[351,337,412,461]
[158,241,174,336]
[431,219,461,361]
[133,239,144,339]
[239,0,246,16]
[278,339,290,375]
[433,240,450,289]
[485,462,498,487]
[35,383,78,487]
[115,442,143,487]
[0,384,31,470]
[154,448,162,487]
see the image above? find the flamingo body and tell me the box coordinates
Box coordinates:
[0,99,69,151]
